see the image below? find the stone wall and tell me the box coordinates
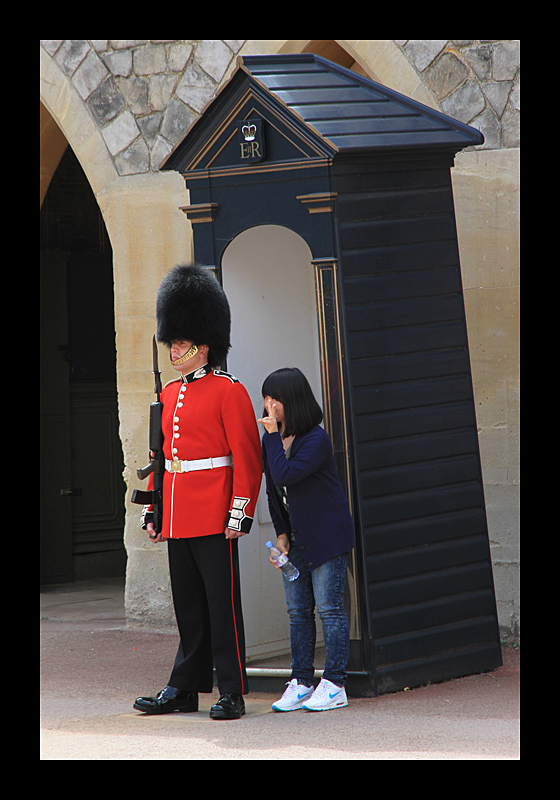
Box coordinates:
[397,40,519,149]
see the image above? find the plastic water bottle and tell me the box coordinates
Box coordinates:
[265,540,299,581]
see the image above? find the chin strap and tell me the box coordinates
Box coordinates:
[170,343,199,366]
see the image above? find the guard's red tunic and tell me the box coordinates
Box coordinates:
[145,365,262,539]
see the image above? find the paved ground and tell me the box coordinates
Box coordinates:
[40,578,520,760]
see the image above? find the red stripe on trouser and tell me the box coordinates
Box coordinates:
[230,539,246,694]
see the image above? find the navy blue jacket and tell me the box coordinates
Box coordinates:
[262,426,355,571]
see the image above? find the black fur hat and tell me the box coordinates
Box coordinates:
[156,263,231,367]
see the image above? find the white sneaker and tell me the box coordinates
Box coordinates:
[302,678,348,711]
[272,679,314,712]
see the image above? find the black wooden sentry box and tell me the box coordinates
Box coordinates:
[161,54,502,695]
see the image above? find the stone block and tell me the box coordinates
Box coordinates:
[133,44,167,76]
[87,76,125,127]
[404,40,447,71]
[168,43,193,72]
[54,39,90,77]
[124,544,174,629]
[424,51,468,100]
[161,98,197,145]
[115,138,150,176]
[176,62,216,113]
[195,39,233,83]
[442,79,486,124]
[101,49,133,78]
[72,50,108,100]
[463,44,492,82]
[118,76,149,116]
[101,109,141,157]
[502,105,520,148]
[148,74,177,112]
[484,80,513,118]
[493,41,520,81]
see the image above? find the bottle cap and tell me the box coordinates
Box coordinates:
[265,541,273,548]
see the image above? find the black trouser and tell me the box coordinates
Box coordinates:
[167,535,248,695]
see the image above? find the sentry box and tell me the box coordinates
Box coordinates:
[161,54,502,696]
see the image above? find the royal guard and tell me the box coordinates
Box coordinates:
[133,263,262,720]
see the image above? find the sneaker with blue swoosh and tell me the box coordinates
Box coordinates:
[272,679,314,711]
[302,678,348,711]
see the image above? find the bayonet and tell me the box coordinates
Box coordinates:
[152,334,162,398]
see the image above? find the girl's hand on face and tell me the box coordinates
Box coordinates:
[258,400,279,434]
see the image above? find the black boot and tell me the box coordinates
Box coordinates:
[134,685,198,714]
[209,692,246,720]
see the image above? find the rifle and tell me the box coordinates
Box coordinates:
[131,336,164,538]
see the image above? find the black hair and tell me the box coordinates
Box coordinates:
[261,367,323,438]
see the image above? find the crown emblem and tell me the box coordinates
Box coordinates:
[238,119,264,161]
[242,123,257,141]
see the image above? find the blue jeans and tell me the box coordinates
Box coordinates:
[282,540,350,687]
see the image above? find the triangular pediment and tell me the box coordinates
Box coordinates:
[161,66,336,175]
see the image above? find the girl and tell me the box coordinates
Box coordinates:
[258,368,355,712]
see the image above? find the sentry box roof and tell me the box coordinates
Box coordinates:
[163,53,483,174]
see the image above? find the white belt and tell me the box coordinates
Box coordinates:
[165,455,233,474]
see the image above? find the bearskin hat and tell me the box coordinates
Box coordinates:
[156,263,231,367]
